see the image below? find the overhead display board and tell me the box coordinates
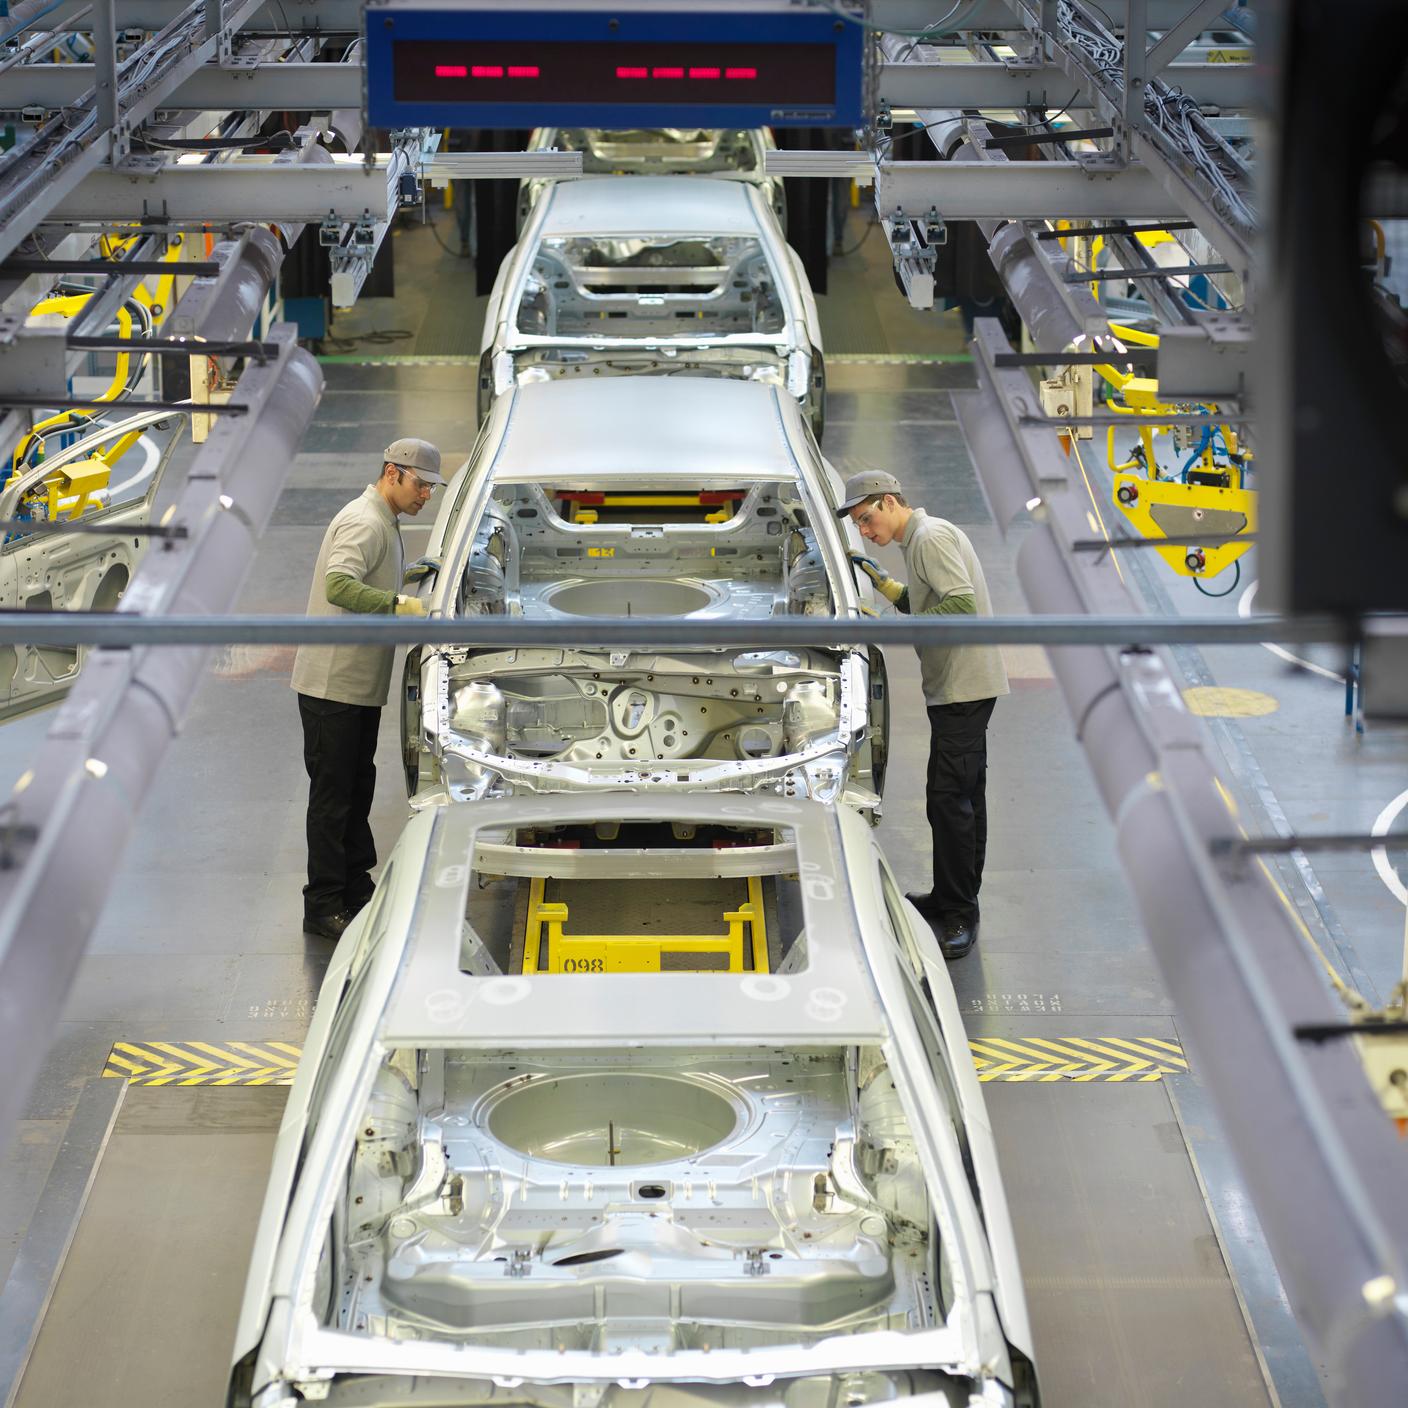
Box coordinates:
[364,1,866,128]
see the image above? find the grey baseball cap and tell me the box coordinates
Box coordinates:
[384,437,444,484]
[835,469,903,516]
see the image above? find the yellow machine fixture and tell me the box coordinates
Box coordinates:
[1042,225,1255,582]
[1096,322,1255,580]
[32,457,112,522]
[1110,469,1255,578]
[5,291,133,516]
[522,875,770,974]
[561,489,743,525]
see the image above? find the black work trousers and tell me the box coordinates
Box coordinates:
[925,696,997,928]
[298,694,381,919]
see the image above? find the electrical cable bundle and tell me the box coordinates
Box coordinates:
[0,5,218,224]
[1055,0,1255,233]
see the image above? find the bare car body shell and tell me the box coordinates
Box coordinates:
[480,175,825,436]
[228,793,1038,1408]
[402,376,885,810]
[0,412,184,719]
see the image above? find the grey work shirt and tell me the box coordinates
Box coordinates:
[290,485,404,707]
[898,507,1010,707]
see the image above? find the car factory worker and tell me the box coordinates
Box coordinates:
[291,438,444,940]
[839,470,1008,961]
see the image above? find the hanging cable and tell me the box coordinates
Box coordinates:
[815,0,985,41]
[134,129,296,153]
[1193,558,1241,598]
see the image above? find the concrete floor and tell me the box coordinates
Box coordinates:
[4,202,1405,1406]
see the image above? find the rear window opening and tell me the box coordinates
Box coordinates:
[516,235,786,338]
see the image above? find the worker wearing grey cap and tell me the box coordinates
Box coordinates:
[837,470,1008,959]
[291,438,445,940]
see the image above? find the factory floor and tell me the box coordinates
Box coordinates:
[2,204,1402,1408]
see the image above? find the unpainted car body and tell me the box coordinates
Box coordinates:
[228,793,1038,1408]
[519,127,785,230]
[0,412,183,720]
[481,176,825,436]
[403,376,885,808]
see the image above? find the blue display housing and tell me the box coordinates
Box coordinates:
[364,2,865,129]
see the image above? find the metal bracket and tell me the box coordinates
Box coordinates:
[326,130,434,308]
[0,318,68,401]
[419,150,585,186]
[762,149,876,186]
[1156,314,1254,401]
[881,208,946,311]
[109,152,165,176]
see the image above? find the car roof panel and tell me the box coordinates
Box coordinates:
[380,794,890,1047]
[539,174,761,237]
[490,377,802,483]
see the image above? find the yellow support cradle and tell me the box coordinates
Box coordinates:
[1093,322,1255,580]
[522,876,770,974]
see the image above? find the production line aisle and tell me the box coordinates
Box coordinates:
[0,355,1340,1408]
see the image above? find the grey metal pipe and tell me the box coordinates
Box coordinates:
[893,71,1105,351]
[1018,530,1408,1408]
[166,224,284,339]
[1112,757,1408,1408]
[0,333,322,1165]
[0,612,1364,650]
[985,218,1101,350]
[164,132,334,340]
[0,0,74,40]
[949,136,1104,350]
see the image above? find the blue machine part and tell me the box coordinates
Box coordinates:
[282,296,328,341]
[364,1,866,129]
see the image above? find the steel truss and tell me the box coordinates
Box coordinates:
[852,3,1255,388]
[869,1,1256,271]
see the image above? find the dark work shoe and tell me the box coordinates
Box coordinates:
[905,890,945,918]
[938,919,977,961]
[303,909,354,941]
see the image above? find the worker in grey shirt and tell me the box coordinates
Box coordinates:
[291,438,444,939]
[838,470,1008,959]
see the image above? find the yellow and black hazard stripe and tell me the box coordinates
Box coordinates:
[969,1035,1187,1082]
[103,1040,301,1086]
[104,1035,1187,1087]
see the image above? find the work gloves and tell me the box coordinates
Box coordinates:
[850,552,907,605]
[393,594,428,617]
[403,556,441,585]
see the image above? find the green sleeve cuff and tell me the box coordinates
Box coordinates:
[326,571,396,614]
[916,593,976,616]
